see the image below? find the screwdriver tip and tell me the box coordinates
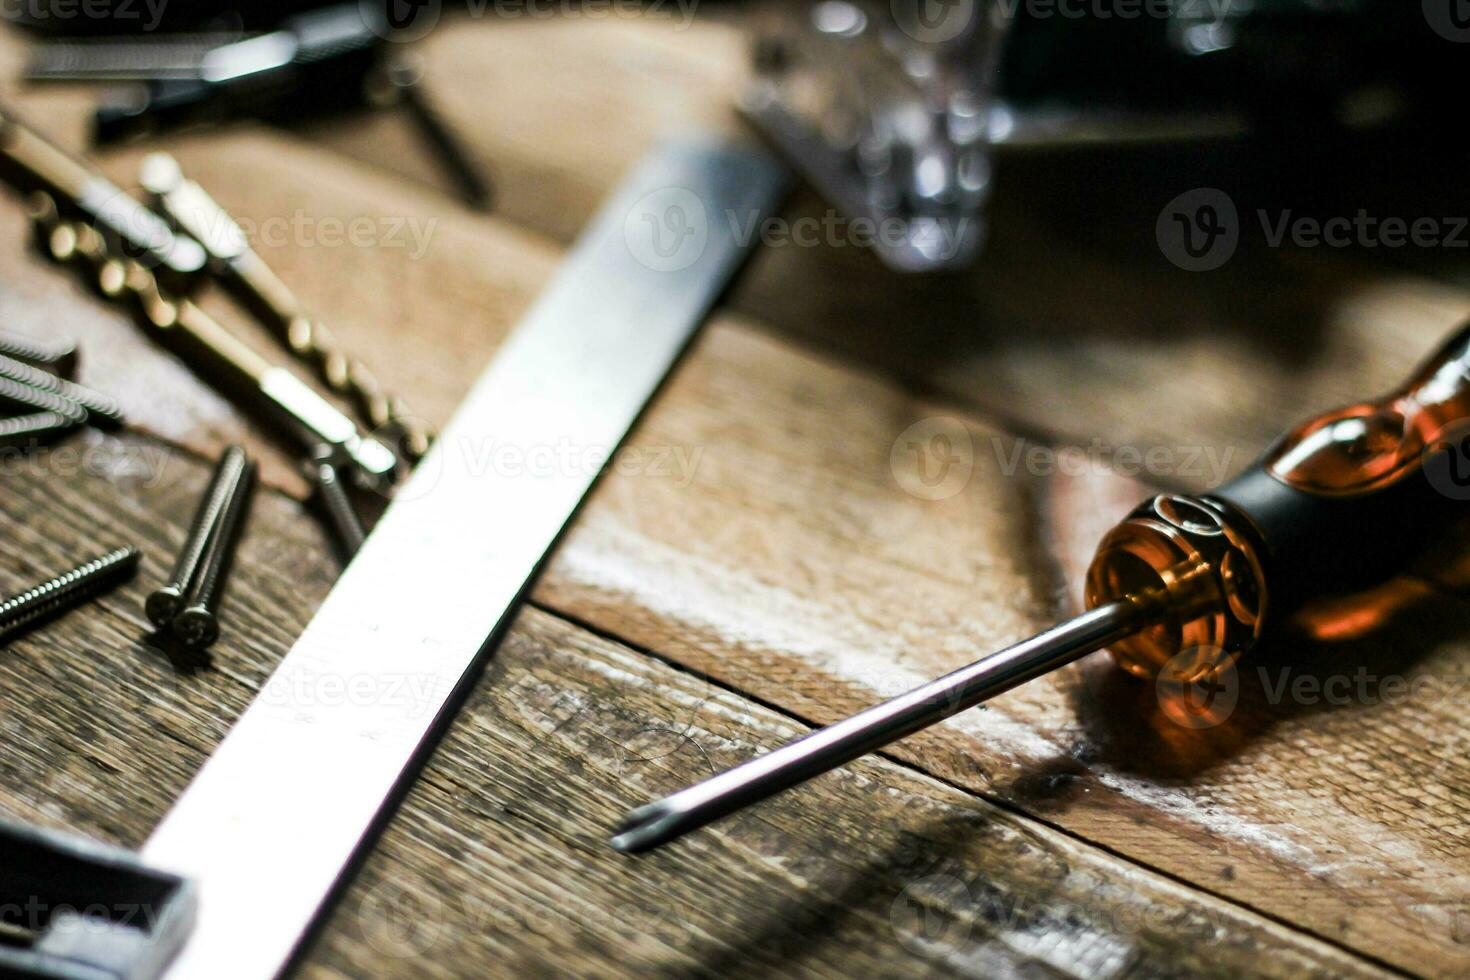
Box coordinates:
[610,799,686,854]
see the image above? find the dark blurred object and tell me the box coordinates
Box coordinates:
[83,4,386,140]
[0,814,193,980]
[2,0,339,35]
[749,0,1464,271]
[15,3,493,210]
[1000,0,1460,127]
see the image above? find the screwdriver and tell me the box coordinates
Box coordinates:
[612,320,1470,853]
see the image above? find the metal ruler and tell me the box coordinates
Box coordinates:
[143,139,786,978]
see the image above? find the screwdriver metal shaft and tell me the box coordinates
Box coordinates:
[611,594,1156,853]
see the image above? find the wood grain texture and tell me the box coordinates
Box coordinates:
[0,11,1463,978]
[292,23,1470,968]
[0,435,1383,978]
[308,606,1390,980]
[0,102,1451,976]
[529,323,1470,975]
[0,432,336,846]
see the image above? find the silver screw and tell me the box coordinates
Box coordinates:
[0,328,77,378]
[308,446,367,561]
[0,376,86,426]
[0,353,123,429]
[0,411,82,449]
[0,546,141,645]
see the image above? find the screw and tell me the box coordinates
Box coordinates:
[145,445,247,629]
[0,328,77,378]
[173,451,256,650]
[0,546,141,645]
[0,411,82,449]
[0,376,87,426]
[308,446,367,561]
[0,354,124,430]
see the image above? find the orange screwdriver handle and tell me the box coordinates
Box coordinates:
[1086,321,1470,679]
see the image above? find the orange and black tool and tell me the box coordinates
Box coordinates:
[612,321,1470,853]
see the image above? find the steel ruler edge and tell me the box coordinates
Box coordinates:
[142,138,788,978]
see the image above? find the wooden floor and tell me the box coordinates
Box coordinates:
[1,12,1468,979]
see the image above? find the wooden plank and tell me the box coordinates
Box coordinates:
[1,25,1463,972]
[0,431,336,845]
[0,433,1383,978]
[0,122,1460,971]
[307,606,1390,980]
[530,317,1470,976]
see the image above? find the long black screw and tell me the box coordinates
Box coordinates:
[0,353,124,429]
[0,328,77,378]
[173,452,256,650]
[0,546,141,645]
[145,445,247,629]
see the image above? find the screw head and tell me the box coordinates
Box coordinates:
[173,606,219,650]
[144,586,184,630]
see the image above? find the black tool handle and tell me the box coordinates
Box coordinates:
[1217,321,1470,613]
[1087,321,1470,676]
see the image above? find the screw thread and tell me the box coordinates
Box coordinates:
[313,458,366,558]
[0,328,76,377]
[186,456,254,611]
[0,375,86,426]
[0,411,80,447]
[31,193,428,461]
[174,454,255,649]
[148,446,247,629]
[0,353,124,429]
[0,546,141,643]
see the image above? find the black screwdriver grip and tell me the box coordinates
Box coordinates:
[1214,459,1464,617]
[1217,320,1470,616]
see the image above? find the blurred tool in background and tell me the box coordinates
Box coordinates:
[747,0,1462,270]
[9,2,494,210]
[5,1,1462,267]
